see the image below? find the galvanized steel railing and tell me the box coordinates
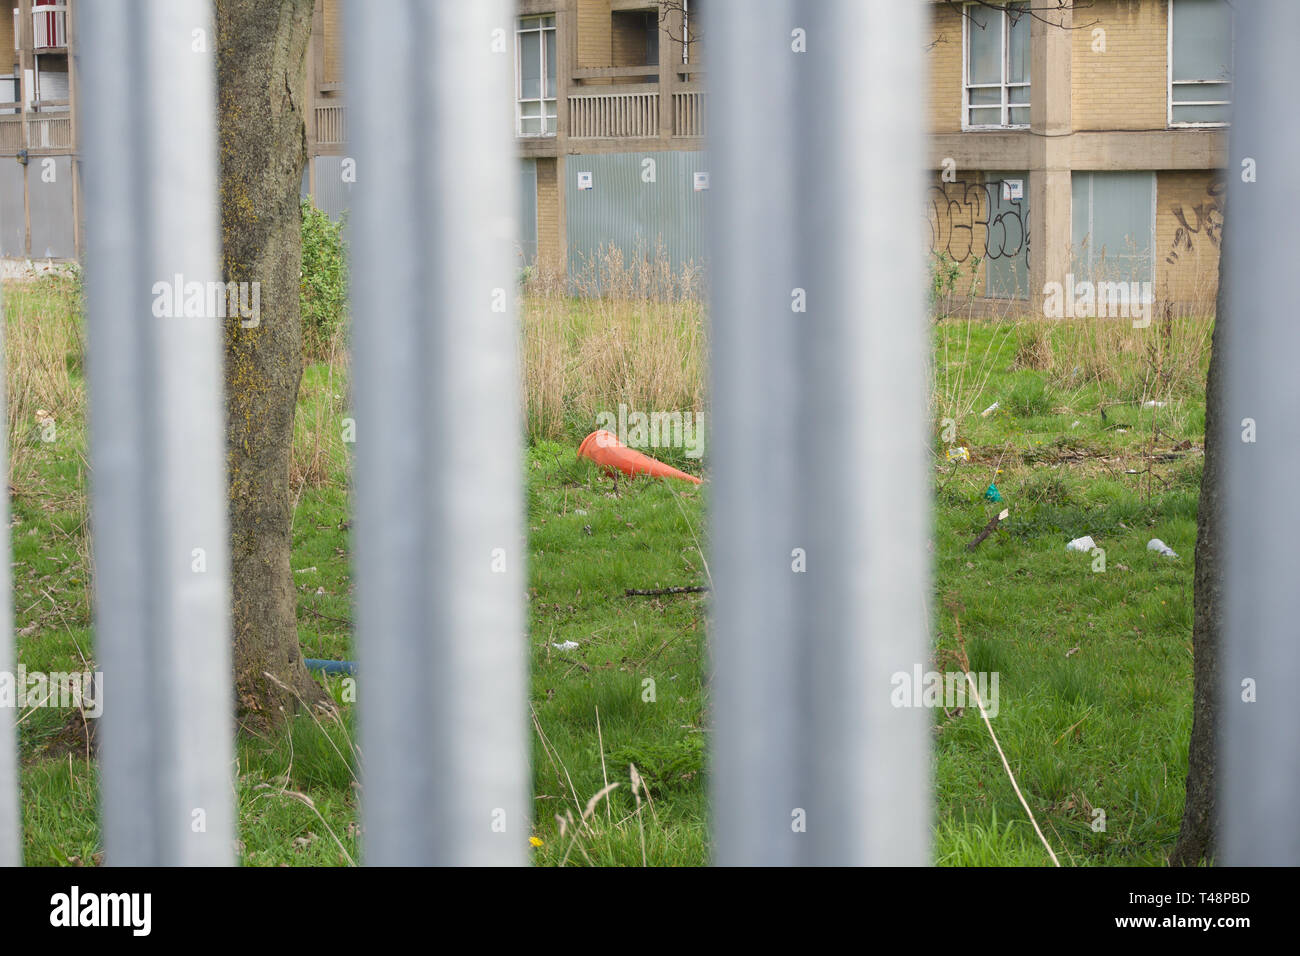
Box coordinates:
[0,0,1292,869]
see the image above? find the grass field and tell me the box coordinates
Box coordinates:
[7,273,1210,865]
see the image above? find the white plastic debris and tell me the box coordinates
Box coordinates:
[946,445,970,462]
[1066,535,1096,552]
[1147,538,1178,558]
[1143,401,1166,408]
[552,641,580,651]
[1071,420,1081,429]
[980,401,1000,418]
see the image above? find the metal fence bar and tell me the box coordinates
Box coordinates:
[1219,0,1300,866]
[707,0,930,865]
[348,0,527,865]
[80,0,233,865]
[0,282,17,867]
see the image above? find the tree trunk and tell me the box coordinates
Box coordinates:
[1169,223,1226,866]
[217,0,329,729]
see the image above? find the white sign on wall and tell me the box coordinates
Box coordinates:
[577,171,593,190]
[1002,179,1023,201]
[694,171,710,192]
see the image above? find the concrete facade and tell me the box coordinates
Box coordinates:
[926,0,1229,314]
[0,0,78,261]
[0,0,1227,307]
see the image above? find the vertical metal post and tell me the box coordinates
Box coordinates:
[348,0,527,865]
[80,0,233,865]
[1219,0,1300,866]
[707,0,930,864]
[0,282,18,867]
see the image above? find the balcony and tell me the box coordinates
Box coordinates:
[315,103,347,147]
[568,85,658,139]
[0,97,72,152]
[13,2,69,51]
[565,64,706,141]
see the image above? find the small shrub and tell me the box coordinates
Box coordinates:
[300,200,348,360]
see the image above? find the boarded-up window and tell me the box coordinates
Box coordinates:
[983,172,1029,299]
[1072,171,1156,285]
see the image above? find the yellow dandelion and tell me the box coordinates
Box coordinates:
[529,836,543,848]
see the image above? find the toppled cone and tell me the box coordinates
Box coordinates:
[577,430,702,485]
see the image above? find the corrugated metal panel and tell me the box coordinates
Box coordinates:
[309,155,354,222]
[519,158,537,268]
[565,150,709,287]
[28,154,74,258]
[0,162,23,256]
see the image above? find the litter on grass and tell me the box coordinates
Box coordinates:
[980,401,1000,417]
[1147,538,1178,558]
[552,641,580,651]
[1066,535,1096,552]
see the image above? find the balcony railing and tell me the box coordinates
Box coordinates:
[13,2,68,50]
[673,88,704,137]
[311,86,702,148]
[315,103,347,146]
[0,107,73,151]
[568,86,659,139]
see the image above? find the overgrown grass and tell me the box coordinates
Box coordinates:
[8,265,1211,866]
[522,244,706,458]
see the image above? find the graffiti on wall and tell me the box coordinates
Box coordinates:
[926,180,1029,265]
[1164,178,1225,266]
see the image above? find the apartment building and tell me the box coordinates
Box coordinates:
[928,0,1229,312]
[0,0,1231,318]
[307,0,708,283]
[0,0,75,260]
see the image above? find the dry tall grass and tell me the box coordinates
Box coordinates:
[4,275,86,493]
[522,244,706,445]
[931,256,1217,427]
[291,324,352,491]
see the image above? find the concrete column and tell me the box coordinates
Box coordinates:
[658,3,680,143]
[1028,3,1072,315]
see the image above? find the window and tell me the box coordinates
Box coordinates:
[1169,0,1232,126]
[963,1,1030,129]
[516,15,557,137]
[1071,172,1156,286]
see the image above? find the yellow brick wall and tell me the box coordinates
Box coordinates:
[1072,0,1167,131]
[1156,169,1222,306]
[0,4,15,73]
[928,1,963,133]
[536,157,561,272]
[576,0,611,68]
[323,0,342,84]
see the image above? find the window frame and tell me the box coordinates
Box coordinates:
[1167,0,1233,129]
[961,1,1031,131]
[1071,171,1158,288]
[515,14,557,138]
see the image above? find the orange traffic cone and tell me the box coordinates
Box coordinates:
[577,430,702,485]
